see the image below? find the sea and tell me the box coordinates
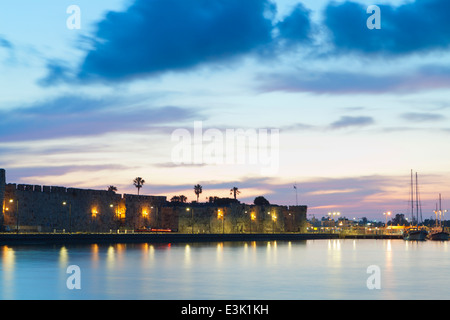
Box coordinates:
[0,239,449,300]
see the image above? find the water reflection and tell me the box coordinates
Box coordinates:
[1,240,450,299]
[1,246,15,299]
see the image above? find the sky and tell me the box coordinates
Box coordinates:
[1,0,450,220]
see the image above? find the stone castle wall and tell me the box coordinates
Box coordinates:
[0,169,5,226]
[0,169,307,233]
[2,183,167,232]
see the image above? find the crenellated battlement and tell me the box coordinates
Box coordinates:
[0,168,306,233]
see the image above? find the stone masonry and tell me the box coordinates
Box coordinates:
[0,168,307,233]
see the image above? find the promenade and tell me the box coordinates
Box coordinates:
[0,232,401,245]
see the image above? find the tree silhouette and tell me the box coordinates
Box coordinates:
[230,187,241,200]
[194,184,203,202]
[133,177,145,195]
[254,196,270,206]
[107,186,118,193]
[171,195,187,203]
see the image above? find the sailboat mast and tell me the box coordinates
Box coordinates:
[439,193,442,227]
[411,169,414,226]
[416,172,420,227]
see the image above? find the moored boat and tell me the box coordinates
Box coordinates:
[403,170,427,241]
[428,194,449,241]
[404,227,428,241]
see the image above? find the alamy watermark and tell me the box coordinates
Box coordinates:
[66,5,81,30]
[66,265,81,290]
[366,265,381,290]
[171,121,280,175]
[367,5,381,30]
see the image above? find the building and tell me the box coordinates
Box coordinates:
[0,168,307,233]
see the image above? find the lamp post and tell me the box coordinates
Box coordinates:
[9,199,19,234]
[218,209,224,234]
[251,212,256,234]
[151,206,159,229]
[383,211,391,233]
[272,213,277,234]
[186,207,194,234]
[63,201,72,233]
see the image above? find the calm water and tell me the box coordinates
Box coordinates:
[0,239,449,300]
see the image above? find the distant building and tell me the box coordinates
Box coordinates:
[0,168,307,233]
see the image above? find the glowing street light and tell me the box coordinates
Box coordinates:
[186,207,194,234]
[218,209,224,234]
[272,213,277,234]
[383,211,391,228]
[250,212,256,234]
[62,201,72,233]
[9,199,19,234]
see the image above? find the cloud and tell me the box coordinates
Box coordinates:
[0,95,201,142]
[258,63,450,94]
[330,116,375,129]
[69,0,276,83]
[40,0,321,85]
[401,112,446,122]
[324,0,450,55]
[0,36,13,50]
[276,3,312,46]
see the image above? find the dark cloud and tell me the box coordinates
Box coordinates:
[74,0,276,83]
[330,116,375,129]
[0,95,201,142]
[276,3,312,46]
[40,0,319,85]
[324,0,450,55]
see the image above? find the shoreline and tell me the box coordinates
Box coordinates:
[0,232,402,245]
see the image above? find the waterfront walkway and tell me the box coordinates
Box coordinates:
[0,232,401,245]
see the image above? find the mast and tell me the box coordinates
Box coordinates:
[416,172,422,228]
[439,193,442,228]
[411,169,414,226]
[415,172,420,227]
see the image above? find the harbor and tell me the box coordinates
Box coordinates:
[0,231,404,246]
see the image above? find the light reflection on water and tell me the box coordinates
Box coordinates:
[0,240,449,300]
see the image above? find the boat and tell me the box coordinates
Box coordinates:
[403,170,428,241]
[404,227,428,241]
[428,194,449,241]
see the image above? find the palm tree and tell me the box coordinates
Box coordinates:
[230,187,241,200]
[179,195,187,203]
[133,177,145,195]
[194,184,203,202]
[107,186,117,193]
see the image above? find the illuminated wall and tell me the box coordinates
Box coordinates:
[176,203,307,234]
[2,181,167,232]
[0,169,5,227]
[0,168,307,233]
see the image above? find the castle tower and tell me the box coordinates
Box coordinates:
[0,169,5,221]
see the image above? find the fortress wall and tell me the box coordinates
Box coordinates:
[3,183,169,232]
[0,170,307,233]
[176,204,307,234]
[0,169,5,226]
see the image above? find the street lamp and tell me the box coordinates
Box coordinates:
[62,201,72,233]
[9,199,19,234]
[186,207,194,234]
[218,209,224,234]
[383,211,391,229]
[272,213,277,234]
[250,212,256,234]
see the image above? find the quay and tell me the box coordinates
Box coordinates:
[0,232,338,245]
[0,232,403,245]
